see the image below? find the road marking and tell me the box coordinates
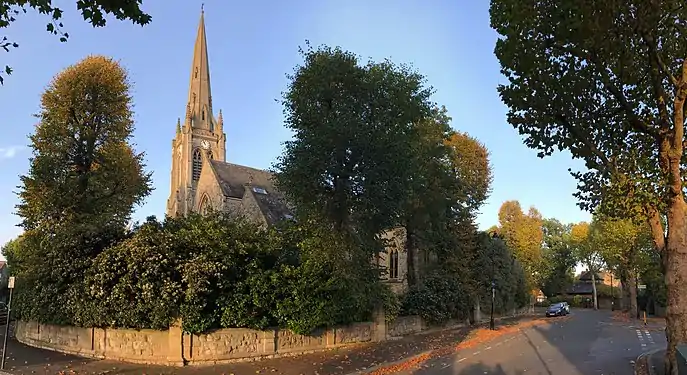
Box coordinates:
[644,329,655,346]
[457,358,465,363]
[637,329,646,348]
[485,346,492,350]
[473,350,481,355]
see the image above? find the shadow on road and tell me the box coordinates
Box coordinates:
[527,309,640,375]
[451,362,523,375]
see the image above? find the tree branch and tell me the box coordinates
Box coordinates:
[547,40,659,138]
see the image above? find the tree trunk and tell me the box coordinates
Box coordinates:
[663,198,687,375]
[627,270,638,319]
[618,276,625,311]
[405,226,419,286]
[591,271,598,310]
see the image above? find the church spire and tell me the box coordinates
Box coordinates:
[186,6,213,130]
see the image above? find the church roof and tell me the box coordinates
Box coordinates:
[209,160,293,225]
[210,160,275,198]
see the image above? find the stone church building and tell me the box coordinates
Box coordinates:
[166,10,409,293]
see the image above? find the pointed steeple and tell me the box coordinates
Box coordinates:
[186,6,213,130]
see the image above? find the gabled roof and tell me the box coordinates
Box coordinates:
[246,188,293,226]
[209,160,293,226]
[567,282,595,295]
[209,160,276,199]
[578,270,604,282]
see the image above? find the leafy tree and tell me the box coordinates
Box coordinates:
[275,43,433,261]
[490,1,687,371]
[569,222,604,310]
[12,55,152,324]
[444,131,493,214]
[399,107,455,285]
[496,200,544,289]
[1,0,152,84]
[592,216,653,318]
[539,219,575,298]
[400,107,492,286]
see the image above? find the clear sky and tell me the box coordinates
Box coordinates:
[0,0,591,253]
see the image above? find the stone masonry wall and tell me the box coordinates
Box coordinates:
[15,308,531,366]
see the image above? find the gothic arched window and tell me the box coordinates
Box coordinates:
[202,109,205,121]
[199,195,210,215]
[192,148,202,181]
[389,250,399,279]
[207,150,213,160]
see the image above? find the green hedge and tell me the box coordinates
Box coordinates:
[10,214,396,335]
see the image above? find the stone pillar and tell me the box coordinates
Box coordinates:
[263,330,277,354]
[474,300,482,324]
[167,319,185,366]
[372,305,387,342]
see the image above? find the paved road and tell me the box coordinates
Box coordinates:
[399,309,666,375]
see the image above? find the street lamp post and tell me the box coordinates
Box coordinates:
[490,280,495,330]
[488,231,497,331]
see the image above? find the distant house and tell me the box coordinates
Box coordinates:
[563,270,620,309]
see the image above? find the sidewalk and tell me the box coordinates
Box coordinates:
[635,348,665,375]
[0,315,539,375]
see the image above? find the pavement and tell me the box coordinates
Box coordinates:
[634,348,665,375]
[0,310,662,375]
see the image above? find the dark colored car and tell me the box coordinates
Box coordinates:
[546,302,569,317]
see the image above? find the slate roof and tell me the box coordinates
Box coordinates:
[209,160,293,226]
[249,188,294,226]
[566,282,596,295]
[210,161,276,198]
[578,271,605,282]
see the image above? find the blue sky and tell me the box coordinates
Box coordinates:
[0,0,591,252]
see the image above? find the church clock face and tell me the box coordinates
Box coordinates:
[201,140,210,149]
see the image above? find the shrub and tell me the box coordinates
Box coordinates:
[401,272,469,325]
[76,217,183,329]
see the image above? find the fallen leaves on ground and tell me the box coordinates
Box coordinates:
[367,318,552,375]
[612,311,631,322]
[612,311,665,325]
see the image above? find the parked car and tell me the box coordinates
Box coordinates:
[545,302,569,317]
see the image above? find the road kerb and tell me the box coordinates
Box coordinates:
[635,348,663,375]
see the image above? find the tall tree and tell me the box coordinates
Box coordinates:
[593,215,653,319]
[402,107,493,286]
[1,0,152,84]
[497,200,544,289]
[443,131,493,214]
[14,55,152,323]
[275,43,433,254]
[570,222,603,310]
[490,1,687,371]
[539,219,575,298]
[400,106,456,285]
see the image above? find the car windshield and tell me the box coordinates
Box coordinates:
[548,303,562,309]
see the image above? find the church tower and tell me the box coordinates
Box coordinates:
[167,7,226,217]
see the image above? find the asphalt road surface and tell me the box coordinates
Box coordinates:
[399,309,666,375]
